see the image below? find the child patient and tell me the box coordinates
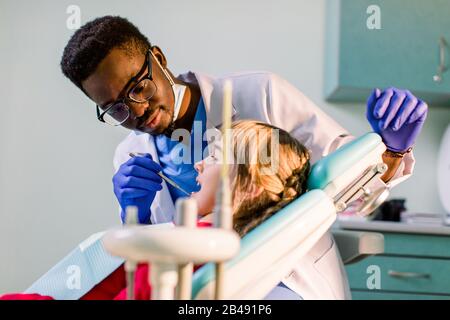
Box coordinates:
[1,120,311,300]
[193,119,311,236]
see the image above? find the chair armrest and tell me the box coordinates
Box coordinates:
[332,230,384,265]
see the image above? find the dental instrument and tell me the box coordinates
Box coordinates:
[175,198,197,299]
[128,152,192,196]
[124,206,138,300]
[212,80,233,299]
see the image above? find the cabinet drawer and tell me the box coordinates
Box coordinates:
[383,233,450,259]
[346,256,450,295]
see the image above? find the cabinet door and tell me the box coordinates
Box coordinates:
[325,0,450,106]
[346,255,450,295]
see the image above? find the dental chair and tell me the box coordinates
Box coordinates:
[25,133,386,300]
[102,132,387,300]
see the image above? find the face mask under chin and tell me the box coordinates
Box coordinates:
[130,81,186,136]
[172,83,187,121]
[159,83,186,137]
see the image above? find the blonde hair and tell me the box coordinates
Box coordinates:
[230,120,310,237]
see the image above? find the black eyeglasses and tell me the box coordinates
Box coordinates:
[96,50,157,126]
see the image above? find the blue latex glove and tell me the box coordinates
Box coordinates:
[366,87,428,152]
[113,153,163,224]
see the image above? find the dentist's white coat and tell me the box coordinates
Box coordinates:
[113,71,414,300]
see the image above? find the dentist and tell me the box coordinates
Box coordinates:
[60,16,427,299]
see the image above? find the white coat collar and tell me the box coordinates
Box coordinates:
[178,71,238,129]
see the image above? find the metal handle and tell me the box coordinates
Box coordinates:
[388,270,431,279]
[433,36,448,82]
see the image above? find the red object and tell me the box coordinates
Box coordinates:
[112,263,151,300]
[0,293,54,300]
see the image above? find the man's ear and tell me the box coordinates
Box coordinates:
[151,45,168,68]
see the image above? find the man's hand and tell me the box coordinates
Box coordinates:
[366,87,428,153]
[113,154,163,224]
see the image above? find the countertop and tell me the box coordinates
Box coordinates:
[337,218,450,236]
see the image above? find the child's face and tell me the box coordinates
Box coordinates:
[192,155,222,216]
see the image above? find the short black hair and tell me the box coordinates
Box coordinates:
[61,16,151,92]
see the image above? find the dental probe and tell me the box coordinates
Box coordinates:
[124,206,138,300]
[128,152,192,196]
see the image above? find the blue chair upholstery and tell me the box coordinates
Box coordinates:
[307,133,381,190]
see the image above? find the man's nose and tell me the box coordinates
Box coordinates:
[128,101,150,119]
